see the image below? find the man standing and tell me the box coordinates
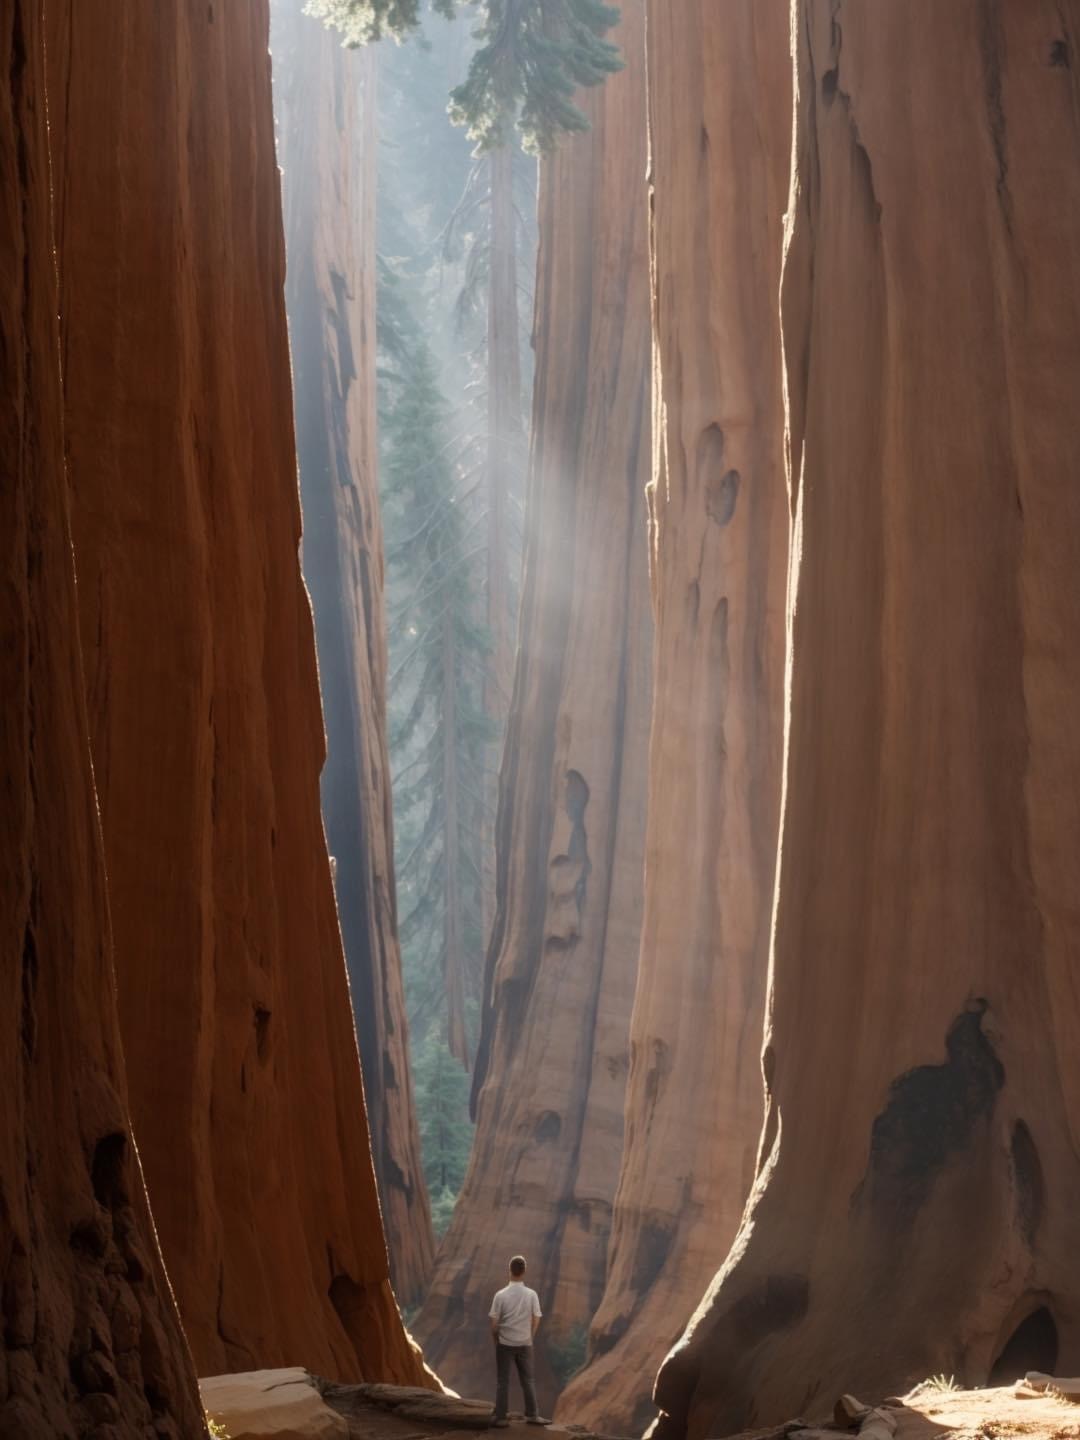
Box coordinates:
[489,1256,548,1428]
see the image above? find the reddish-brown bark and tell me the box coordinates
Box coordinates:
[0,5,205,1432]
[654,4,1080,1435]
[44,0,429,1385]
[561,3,791,1430]
[272,3,435,1310]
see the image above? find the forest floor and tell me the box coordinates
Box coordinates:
[201,1371,1080,1440]
[874,1381,1080,1440]
[730,1382,1080,1440]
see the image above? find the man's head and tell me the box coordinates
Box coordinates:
[509,1256,526,1280]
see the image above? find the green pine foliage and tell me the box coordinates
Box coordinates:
[374,17,500,1230]
[305,0,453,45]
[334,0,535,1226]
[547,1322,589,1385]
[413,1031,474,1234]
[378,261,489,1056]
[310,0,623,153]
[449,0,623,153]
[379,257,488,1227]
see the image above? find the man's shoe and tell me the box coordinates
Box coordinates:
[526,1419,550,1427]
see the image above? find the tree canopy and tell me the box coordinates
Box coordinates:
[307,0,623,153]
[305,0,454,43]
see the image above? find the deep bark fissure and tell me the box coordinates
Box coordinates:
[443,605,469,1068]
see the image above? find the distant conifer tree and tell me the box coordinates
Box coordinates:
[378,261,490,1072]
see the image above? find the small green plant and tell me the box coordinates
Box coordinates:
[547,1323,589,1387]
[924,1375,961,1394]
[206,1417,230,1439]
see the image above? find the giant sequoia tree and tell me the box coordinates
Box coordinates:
[652,4,1080,1437]
[558,1,791,1430]
[314,1,622,1062]
[46,0,427,1384]
[1,6,205,1431]
[271,0,435,1308]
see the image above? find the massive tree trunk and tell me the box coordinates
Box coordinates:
[412,0,652,1411]
[559,3,791,1433]
[0,8,205,1435]
[44,0,429,1385]
[271,0,435,1311]
[653,4,1080,1437]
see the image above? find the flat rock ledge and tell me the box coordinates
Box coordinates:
[201,1369,349,1439]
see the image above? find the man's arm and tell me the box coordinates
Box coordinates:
[489,1297,501,1341]
[531,1293,541,1339]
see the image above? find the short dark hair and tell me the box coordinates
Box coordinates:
[509,1256,526,1277]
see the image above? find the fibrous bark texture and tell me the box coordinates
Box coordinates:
[271,0,435,1310]
[479,136,526,1026]
[0,6,205,1435]
[559,3,791,1432]
[654,4,1080,1436]
[412,0,652,1410]
[43,0,428,1386]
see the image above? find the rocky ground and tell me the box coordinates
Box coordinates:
[708,1379,1080,1440]
[868,1378,1080,1440]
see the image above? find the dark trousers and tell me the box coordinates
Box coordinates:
[494,1342,537,1420]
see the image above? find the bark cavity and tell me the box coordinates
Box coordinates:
[254,1004,272,1063]
[697,425,740,528]
[630,1219,675,1296]
[91,1133,128,1209]
[731,1274,810,1347]
[20,920,37,1059]
[990,1307,1058,1384]
[546,770,592,952]
[534,1111,562,1144]
[1010,1120,1045,1247]
[706,470,740,527]
[855,1002,1005,1222]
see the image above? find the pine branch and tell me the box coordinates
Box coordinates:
[389,535,488,623]
[387,471,482,559]
[305,0,454,44]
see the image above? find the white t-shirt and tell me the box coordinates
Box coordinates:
[489,1281,541,1346]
